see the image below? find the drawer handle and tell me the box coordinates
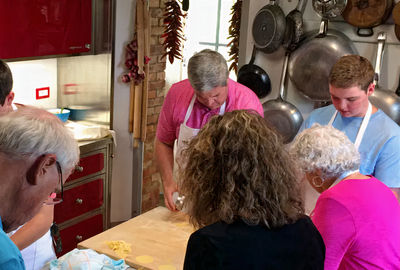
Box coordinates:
[76,235,83,241]
[75,165,84,172]
[75,198,83,204]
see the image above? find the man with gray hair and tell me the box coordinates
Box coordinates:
[155,49,263,211]
[0,106,79,269]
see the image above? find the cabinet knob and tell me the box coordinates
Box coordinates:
[76,235,83,241]
[75,165,84,172]
[75,198,83,204]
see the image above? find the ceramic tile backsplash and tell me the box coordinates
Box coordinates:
[7,59,58,109]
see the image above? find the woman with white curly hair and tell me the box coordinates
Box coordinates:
[290,124,400,270]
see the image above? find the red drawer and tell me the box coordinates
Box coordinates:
[67,152,105,183]
[56,214,103,257]
[54,178,103,224]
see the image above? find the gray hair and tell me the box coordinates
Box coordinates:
[0,107,80,173]
[289,124,360,181]
[187,49,228,91]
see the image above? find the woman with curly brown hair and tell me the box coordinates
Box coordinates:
[179,110,325,270]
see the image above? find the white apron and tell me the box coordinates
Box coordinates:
[173,94,226,178]
[304,103,372,215]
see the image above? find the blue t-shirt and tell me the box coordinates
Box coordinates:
[0,217,25,270]
[300,105,400,188]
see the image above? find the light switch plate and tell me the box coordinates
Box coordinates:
[36,87,50,99]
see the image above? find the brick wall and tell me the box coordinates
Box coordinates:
[141,0,166,212]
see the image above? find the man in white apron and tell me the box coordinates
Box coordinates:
[299,55,400,213]
[155,50,264,211]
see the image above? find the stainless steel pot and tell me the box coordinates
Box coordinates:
[312,0,347,19]
[263,53,303,143]
[369,32,400,124]
[288,17,358,101]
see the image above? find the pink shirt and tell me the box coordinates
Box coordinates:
[156,79,263,143]
[312,177,400,270]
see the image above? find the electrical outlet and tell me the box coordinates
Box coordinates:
[36,87,50,100]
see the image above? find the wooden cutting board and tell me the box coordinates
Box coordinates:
[78,207,195,270]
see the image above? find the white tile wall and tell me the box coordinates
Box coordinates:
[7,59,58,109]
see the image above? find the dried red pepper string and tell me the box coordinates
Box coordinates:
[162,0,186,64]
[227,0,242,74]
[121,36,151,85]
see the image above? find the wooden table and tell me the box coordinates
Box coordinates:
[78,206,194,270]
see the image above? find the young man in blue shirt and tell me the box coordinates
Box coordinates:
[301,55,400,198]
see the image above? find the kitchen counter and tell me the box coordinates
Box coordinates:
[66,120,114,143]
[78,206,194,270]
[78,136,113,150]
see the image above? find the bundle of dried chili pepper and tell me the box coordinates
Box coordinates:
[162,0,186,64]
[121,35,151,85]
[227,0,242,74]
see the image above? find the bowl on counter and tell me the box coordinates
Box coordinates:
[48,108,70,122]
[66,105,91,121]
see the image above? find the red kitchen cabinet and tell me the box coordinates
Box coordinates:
[67,152,105,183]
[54,178,104,224]
[0,0,92,59]
[57,214,103,257]
[54,138,113,257]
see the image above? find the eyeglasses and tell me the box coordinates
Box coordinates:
[44,161,64,205]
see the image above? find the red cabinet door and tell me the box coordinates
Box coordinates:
[0,0,92,59]
[54,178,103,224]
[67,152,105,183]
[56,214,103,257]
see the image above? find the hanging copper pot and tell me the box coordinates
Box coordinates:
[342,0,393,36]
